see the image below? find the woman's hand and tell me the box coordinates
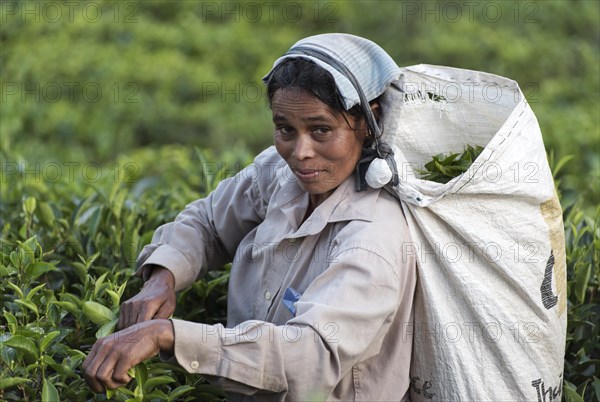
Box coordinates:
[118,266,176,329]
[82,319,175,393]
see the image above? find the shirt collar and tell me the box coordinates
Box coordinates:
[276,166,377,238]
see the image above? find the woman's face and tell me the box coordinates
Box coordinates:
[272,87,367,207]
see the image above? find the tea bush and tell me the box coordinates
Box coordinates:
[1,145,598,401]
[0,146,250,401]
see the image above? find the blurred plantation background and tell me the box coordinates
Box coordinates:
[0,0,599,401]
[1,0,598,210]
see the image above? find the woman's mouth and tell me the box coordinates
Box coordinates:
[294,169,321,182]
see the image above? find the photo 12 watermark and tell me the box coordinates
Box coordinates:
[196,1,339,23]
[1,1,139,24]
[1,82,140,104]
[402,320,542,345]
[399,1,540,24]
[1,161,140,184]
[401,239,542,265]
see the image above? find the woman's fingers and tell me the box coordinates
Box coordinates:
[117,301,130,329]
[118,267,177,329]
[82,335,124,393]
[138,299,160,322]
[83,322,166,393]
[118,294,159,329]
[81,345,100,390]
[155,293,176,319]
[95,354,127,391]
[118,275,176,329]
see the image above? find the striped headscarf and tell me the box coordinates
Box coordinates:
[262,33,401,111]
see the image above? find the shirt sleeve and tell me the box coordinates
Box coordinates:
[136,147,283,292]
[169,242,412,400]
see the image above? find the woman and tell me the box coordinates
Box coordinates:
[83,33,416,401]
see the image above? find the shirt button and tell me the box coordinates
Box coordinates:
[190,361,199,369]
[264,291,272,300]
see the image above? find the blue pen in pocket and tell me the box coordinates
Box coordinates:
[282,287,301,316]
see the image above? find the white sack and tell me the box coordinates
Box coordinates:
[380,65,567,401]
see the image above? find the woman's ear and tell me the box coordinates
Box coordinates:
[370,102,381,123]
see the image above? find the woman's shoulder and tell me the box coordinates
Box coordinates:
[231,146,290,198]
[330,186,412,267]
[252,146,285,167]
[242,146,286,180]
[344,183,408,233]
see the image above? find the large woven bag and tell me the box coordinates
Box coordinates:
[380,65,567,401]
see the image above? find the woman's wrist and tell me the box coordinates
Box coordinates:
[154,319,175,356]
[145,265,175,289]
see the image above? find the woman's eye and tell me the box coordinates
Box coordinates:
[314,127,330,134]
[276,126,294,137]
[313,127,333,139]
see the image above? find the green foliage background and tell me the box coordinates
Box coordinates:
[0,0,599,401]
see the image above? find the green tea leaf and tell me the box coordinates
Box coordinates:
[3,334,39,360]
[26,262,57,281]
[143,390,169,399]
[574,263,592,303]
[564,384,585,402]
[105,388,116,399]
[71,262,87,283]
[106,289,121,309]
[6,281,24,298]
[433,160,451,176]
[135,363,148,388]
[0,377,32,389]
[42,378,60,402]
[14,299,39,315]
[441,152,460,164]
[116,387,136,397]
[82,301,115,325]
[593,377,600,402]
[38,202,56,227]
[95,318,118,339]
[24,196,37,215]
[168,385,195,399]
[40,331,61,353]
[75,205,99,227]
[3,311,18,334]
[117,281,128,299]
[26,283,47,302]
[552,154,574,177]
[51,301,78,314]
[89,206,103,241]
[143,375,175,391]
[94,272,109,298]
[418,145,484,183]
[110,187,128,219]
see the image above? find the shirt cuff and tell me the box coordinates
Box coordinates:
[170,319,280,394]
[171,319,221,375]
[136,244,196,292]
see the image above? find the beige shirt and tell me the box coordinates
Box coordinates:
[138,146,416,401]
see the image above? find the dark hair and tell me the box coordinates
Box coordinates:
[266,58,363,122]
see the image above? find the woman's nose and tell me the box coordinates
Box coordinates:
[292,133,315,160]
